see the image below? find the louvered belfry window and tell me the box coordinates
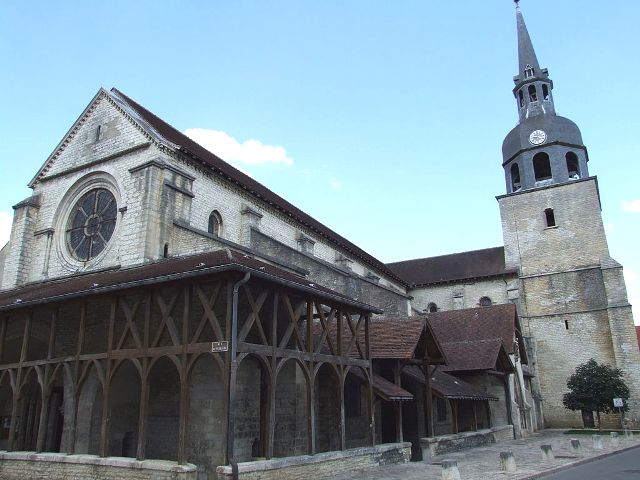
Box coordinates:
[66,188,117,261]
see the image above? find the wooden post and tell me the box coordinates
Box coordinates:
[267,371,276,459]
[100,297,116,457]
[35,387,49,452]
[423,358,434,437]
[265,291,278,460]
[473,402,478,431]
[452,400,459,434]
[339,370,346,450]
[365,315,375,446]
[306,299,316,454]
[136,294,152,460]
[394,362,403,442]
[177,286,191,464]
[0,316,7,362]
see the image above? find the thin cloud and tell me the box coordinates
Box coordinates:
[622,200,640,213]
[330,179,343,189]
[184,128,293,167]
[0,211,12,248]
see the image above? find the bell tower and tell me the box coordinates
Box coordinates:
[497,1,640,428]
[502,1,589,194]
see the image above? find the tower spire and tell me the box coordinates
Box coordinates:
[501,0,588,194]
[515,1,541,82]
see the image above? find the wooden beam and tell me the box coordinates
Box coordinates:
[423,359,434,438]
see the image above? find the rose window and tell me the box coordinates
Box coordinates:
[66,188,117,261]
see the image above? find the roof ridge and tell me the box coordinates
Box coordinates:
[386,245,505,266]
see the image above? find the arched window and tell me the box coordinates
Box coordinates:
[528,85,537,102]
[542,84,550,101]
[533,152,552,181]
[518,90,524,108]
[544,208,556,228]
[510,163,521,191]
[479,296,492,307]
[524,64,535,78]
[566,152,580,179]
[427,302,438,313]
[208,210,222,236]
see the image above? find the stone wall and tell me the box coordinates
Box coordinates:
[1,89,406,301]
[409,276,513,313]
[420,425,514,460]
[498,178,610,276]
[0,452,196,480]
[216,443,411,480]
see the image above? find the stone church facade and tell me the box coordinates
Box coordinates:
[0,3,638,479]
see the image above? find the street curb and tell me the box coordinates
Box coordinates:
[519,443,640,479]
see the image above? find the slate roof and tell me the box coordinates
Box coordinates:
[403,366,498,401]
[0,249,380,314]
[426,304,525,372]
[107,88,405,286]
[386,246,516,287]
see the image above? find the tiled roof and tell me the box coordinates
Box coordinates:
[437,339,508,372]
[0,249,380,314]
[426,304,524,372]
[427,304,521,355]
[386,246,516,286]
[349,368,413,402]
[403,366,498,401]
[109,89,405,286]
[313,316,446,364]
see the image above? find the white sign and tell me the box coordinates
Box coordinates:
[613,398,624,408]
[211,341,229,353]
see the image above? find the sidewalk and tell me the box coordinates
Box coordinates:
[329,430,640,480]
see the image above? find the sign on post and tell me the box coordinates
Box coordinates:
[211,341,229,352]
[613,398,624,408]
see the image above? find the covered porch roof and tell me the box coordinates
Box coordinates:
[0,248,380,315]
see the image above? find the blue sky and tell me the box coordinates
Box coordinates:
[1,1,638,320]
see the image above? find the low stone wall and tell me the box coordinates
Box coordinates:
[420,425,514,460]
[216,442,411,480]
[0,451,197,480]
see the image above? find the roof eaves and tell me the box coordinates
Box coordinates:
[0,259,381,314]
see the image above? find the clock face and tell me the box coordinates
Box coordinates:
[529,129,547,145]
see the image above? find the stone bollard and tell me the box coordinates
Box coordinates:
[540,444,554,461]
[441,459,461,480]
[610,432,620,447]
[500,451,517,472]
[592,434,604,450]
[570,438,581,454]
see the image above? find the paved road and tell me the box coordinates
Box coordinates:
[540,445,640,479]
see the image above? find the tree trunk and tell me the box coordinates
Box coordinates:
[596,411,601,431]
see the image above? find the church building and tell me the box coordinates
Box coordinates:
[0,3,637,479]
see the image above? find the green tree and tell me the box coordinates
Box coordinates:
[563,358,630,429]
